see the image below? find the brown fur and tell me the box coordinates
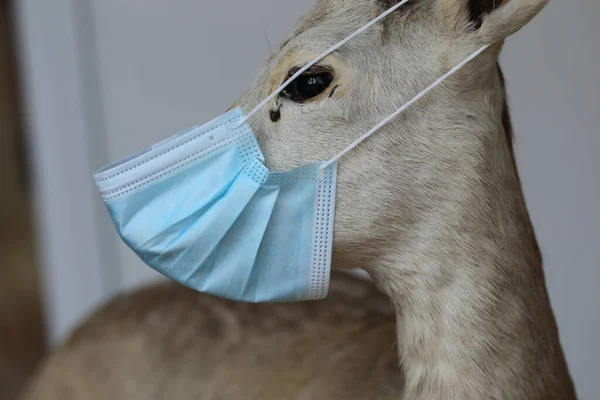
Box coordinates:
[21,273,403,400]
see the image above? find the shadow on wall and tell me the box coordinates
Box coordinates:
[0,0,45,398]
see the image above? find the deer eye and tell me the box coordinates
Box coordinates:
[282,67,334,102]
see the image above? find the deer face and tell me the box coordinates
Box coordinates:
[233,0,549,269]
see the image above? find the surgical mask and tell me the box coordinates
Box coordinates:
[94,0,489,302]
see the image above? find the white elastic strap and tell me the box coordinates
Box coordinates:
[238,0,411,126]
[322,44,490,169]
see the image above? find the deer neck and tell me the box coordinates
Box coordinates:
[365,66,575,398]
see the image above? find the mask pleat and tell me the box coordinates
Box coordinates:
[109,147,246,245]
[141,158,268,283]
[246,166,319,302]
[187,185,280,301]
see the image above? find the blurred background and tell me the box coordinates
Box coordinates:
[0,0,598,399]
[0,0,44,398]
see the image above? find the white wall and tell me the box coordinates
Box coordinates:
[17,0,599,398]
[13,0,116,346]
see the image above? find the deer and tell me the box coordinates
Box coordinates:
[20,0,577,398]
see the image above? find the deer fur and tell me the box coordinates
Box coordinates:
[20,0,577,398]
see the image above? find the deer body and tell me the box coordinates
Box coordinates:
[21,0,576,398]
[22,273,404,399]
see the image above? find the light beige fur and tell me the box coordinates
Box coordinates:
[20,0,576,399]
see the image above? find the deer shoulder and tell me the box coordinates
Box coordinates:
[20,272,403,400]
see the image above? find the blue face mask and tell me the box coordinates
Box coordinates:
[94,0,488,302]
[95,108,336,302]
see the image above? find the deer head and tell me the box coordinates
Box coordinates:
[233,0,549,273]
[230,2,578,398]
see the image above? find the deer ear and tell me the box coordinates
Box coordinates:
[468,0,505,29]
[476,0,549,42]
[435,0,549,42]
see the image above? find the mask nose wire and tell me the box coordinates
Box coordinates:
[236,0,411,128]
[320,44,490,170]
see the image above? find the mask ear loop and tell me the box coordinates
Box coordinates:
[236,0,412,128]
[320,44,490,170]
